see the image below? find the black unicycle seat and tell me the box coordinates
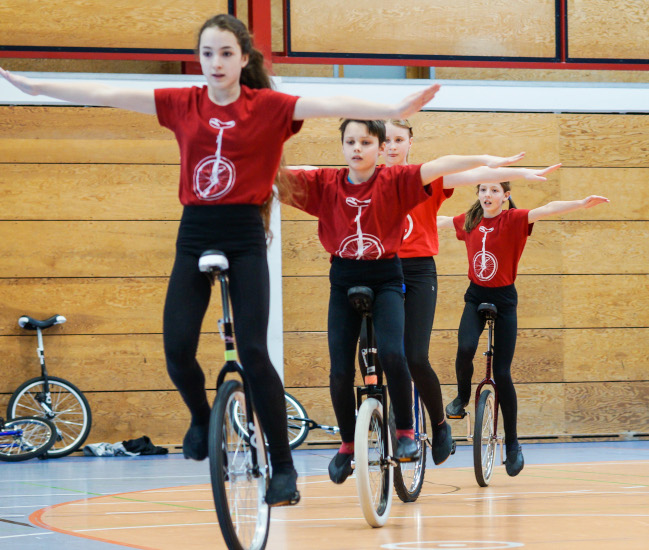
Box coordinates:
[348,286,374,314]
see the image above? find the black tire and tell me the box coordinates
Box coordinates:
[8,376,92,458]
[473,389,497,487]
[210,380,270,550]
[354,397,393,527]
[283,392,309,449]
[232,391,309,451]
[0,416,57,462]
[389,393,427,503]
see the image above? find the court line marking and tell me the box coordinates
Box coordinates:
[0,474,210,484]
[55,511,649,534]
[0,532,55,541]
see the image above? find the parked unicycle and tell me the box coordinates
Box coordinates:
[8,315,92,458]
[349,286,393,528]
[472,303,504,487]
[232,390,310,450]
[200,250,271,550]
[0,416,57,462]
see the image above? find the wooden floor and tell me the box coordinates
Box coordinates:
[22,446,649,550]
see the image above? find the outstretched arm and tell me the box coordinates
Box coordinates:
[292,84,440,120]
[443,163,561,189]
[0,68,156,114]
[528,195,609,223]
[420,152,526,186]
[437,215,454,229]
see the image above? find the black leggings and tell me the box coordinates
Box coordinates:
[402,257,444,426]
[328,257,413,443]
[454,283,519,447]
[163,205,292,470]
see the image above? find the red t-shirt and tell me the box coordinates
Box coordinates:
[453,208,533,287]
[399,184,454,258]
[155,85,302,205]
[289,164,435,260]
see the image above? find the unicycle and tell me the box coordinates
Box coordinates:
[0,416,57,462]
[472,303,504,486]
[200,250,272,550]
[9,315,92,458]
[349,286,394,528]
[447,302,504,487]
[359,320,428,503]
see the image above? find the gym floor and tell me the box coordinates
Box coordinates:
[2,440,648,549]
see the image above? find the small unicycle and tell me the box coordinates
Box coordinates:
[447,302,504,487]
[200,250,272,550]
[348,286,394,528]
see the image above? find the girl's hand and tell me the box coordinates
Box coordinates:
[581,195,610,208]
[393,84,441,118]
[483,152,526,168]
[0,67,37,96]
[522,163,562,181]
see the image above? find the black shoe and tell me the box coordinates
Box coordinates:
[445,396,469,418]
[395,436,420,462]
[328,452,354,484]
[183,424,209,461]
[265,468,300,507]
[432,421,454,465]
[505,445,524,477]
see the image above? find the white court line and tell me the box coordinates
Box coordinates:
[0,493,88,499]
[271,512,649,523]
[104,510,210,515]
[75,521,220,532]
[68,512,649,533]
[0,474,210,484]
[0,504,56,509]
[70,499,214,506]
[531,461,649,467]
[0,532,55,540]
[140,488,211,494]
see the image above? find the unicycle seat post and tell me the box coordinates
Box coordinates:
[347,286,380,390]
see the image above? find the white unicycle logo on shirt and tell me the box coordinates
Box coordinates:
[472,226,498,281]
[193,118,236,201]
[336,197,385,260]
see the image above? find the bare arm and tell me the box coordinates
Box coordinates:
[292,84,440,120]
[420,152,525,186]
[443,163,561,189]
[0,68,156,114]
[528,195,609,223]
[437,215,454,229]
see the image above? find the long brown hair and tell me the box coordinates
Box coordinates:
[464,182,517,232]
[196,14,293,240]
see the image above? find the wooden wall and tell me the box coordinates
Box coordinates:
[0,106,647,449]
[287,0,649,63]
[3,1,649,65]
[0,1,227,50]
[289,0,556,58]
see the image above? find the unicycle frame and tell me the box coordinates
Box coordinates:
[470,305,504,469]
[207,262,264,477]
[355,306,392,467]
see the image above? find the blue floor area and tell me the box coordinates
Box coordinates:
[1,440,648,549]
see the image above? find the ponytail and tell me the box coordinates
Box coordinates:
[197,14,290,243]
